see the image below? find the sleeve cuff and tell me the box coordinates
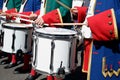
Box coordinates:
[42,9,62,27]
[87,9,118,41]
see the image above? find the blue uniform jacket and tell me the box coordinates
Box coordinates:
[23,0,41,12]
[86,0,120,80]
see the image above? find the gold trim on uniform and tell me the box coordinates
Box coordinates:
[87,40,93,80]
[102,57,120,77]
[56,8,63,24]
[111,9,118,40]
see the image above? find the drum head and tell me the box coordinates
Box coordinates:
[35,27,77,36]
[2,23,33,29]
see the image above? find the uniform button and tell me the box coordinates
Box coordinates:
[109,30,113,35]
[108,21,112,25]
[108,14,111,18]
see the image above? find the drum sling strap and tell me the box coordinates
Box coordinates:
[50,39,55,72]
[24,33,28,49]
[50,38,66,75]
[33,36,38,66]
[11,31,16,51]
[0,30,4,46]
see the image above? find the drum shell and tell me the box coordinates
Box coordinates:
[1,23,33,54]
[32,28,77,75]
[0,16,6,47]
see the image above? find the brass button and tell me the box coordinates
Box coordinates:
[108,14,111,18]
[109,30,113,35]
[108,21,112,25]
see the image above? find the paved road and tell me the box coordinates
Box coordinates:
[0,51,87,80]
[0,55,47,80]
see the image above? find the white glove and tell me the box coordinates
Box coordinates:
[81,24,92,39]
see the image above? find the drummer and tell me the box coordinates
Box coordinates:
[0,0,23,68]
[12,0,41,75]
[0,0,35,70]
[25,0,73,80]
[0,0,40,71]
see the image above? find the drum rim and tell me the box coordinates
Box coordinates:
[2,23,33,29]
[35,68,71,75]
[33,31,76,40]
[35,27,77,36]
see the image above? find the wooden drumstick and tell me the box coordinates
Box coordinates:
[19,17,34,23]
[19,18,49,26]
[19,18,86,26]
[50,23,86,26]
[11,13,30,18]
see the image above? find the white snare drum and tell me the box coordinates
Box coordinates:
[32,27,77,75]
[1,23,33,54]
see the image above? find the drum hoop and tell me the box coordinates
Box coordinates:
[2,23,33,30]
[35,69,50,75]
[35,27,77,36]
[35,69,70,75]
[34,31,76,40]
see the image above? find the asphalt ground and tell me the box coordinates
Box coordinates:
[0,52,47,80]
[0,50,87,80]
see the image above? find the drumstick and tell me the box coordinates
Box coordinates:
[19,17,34,23]
[11,13,30,18]
[56,0,71,10]
[50,23,86,26]
[19,18,49,26]
[20,18,86,26]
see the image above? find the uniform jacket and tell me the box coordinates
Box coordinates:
[0,0,22,21]
[35,0,72,27]
[19,0,41,23]
[23,0,41,13]
[77,0,120,80]
[6,0,22,12]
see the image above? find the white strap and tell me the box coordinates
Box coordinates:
[19,0,28,12]
[81,0,96,38]
[2,0,8,12]
[84,0,96,22]
[72,0,84,8]
[38,0,46,17]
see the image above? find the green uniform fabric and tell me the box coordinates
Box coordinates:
[6,0,22,12]
[45,0,72,24]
